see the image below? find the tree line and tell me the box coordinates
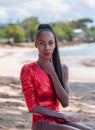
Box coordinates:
[0,17,95,44]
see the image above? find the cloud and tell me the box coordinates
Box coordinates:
[0,0,71,23]
[18,0,71,22]
[84,0,95,9]
[0,7,9,23]
[0,0,95,25]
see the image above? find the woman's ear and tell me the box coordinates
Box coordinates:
[35,40,37,48]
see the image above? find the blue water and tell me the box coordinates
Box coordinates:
[59,42,95,56]
[14,43,95,61]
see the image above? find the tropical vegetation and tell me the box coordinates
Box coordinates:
[0,17,95,44]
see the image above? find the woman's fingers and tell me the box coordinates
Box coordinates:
[64,115,80,122]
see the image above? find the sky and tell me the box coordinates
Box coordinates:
[0,0,95,26]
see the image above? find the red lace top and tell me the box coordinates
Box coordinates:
[20,62,64,126]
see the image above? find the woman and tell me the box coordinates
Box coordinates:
[20,24,93,130]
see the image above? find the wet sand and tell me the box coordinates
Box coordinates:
[0,45,95,130]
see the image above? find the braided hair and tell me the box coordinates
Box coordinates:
[36,24,64,88]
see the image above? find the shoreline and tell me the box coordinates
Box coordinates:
[0,45,95,82]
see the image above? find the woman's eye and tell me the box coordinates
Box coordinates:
[49,42,54,45]
[40,42,44,45]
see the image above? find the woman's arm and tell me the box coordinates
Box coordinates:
[31,105,65,119]
[31,105,80,122]
[49,66,69,107]
[61,64,69,95]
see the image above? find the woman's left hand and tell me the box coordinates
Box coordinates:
[63,115,80,122]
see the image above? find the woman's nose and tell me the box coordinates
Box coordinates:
[45,44,49,49]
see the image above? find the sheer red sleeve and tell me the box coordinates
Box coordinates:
[20,64,37,112]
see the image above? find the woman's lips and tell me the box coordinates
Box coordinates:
[44,52,51,56]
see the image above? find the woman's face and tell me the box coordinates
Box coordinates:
[35,31,55,60]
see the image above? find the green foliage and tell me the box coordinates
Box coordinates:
[21,17,39,41]
[70,18,93,29]
[0,17,94,44]
[4,24,25,42]
[0,29,5,38]
[52,22,73,41]
[87,27,95,37]
[53,26,65,41]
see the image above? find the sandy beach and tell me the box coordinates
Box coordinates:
[0,45,95,130]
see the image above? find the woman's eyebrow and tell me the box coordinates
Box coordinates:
[39,39,53,42]
[39,40,45,42]
[49,40,54,42]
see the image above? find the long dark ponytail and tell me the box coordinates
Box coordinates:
[36,24,64,88]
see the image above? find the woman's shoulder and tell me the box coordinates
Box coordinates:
[21,62,37,73]
[22,62,37,68]
[21,62,31,69]
[61,64,69,75]
[61,64,68,71]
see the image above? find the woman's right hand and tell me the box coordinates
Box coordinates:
[37,57,55,75]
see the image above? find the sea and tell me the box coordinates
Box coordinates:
[59,42,95,57]
[13,42,95,64]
